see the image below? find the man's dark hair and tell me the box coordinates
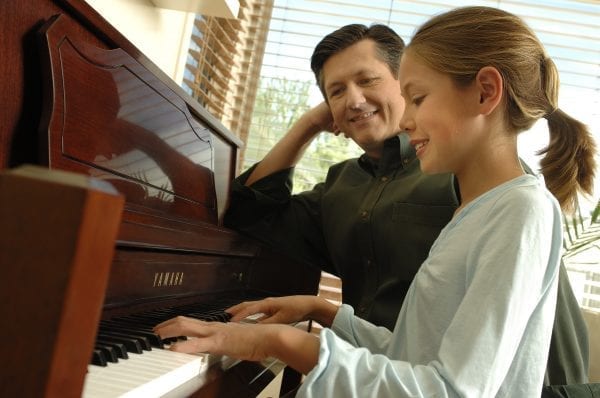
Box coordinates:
[310,24,405,98]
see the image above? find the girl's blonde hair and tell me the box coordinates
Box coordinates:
[407,6,596,211]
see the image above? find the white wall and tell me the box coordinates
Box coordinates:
[85,0,195,84]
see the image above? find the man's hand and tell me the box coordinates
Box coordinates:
[305,101,343,136]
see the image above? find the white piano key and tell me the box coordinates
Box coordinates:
[82,348,208,398]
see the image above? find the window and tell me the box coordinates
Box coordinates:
[245,0,600,312]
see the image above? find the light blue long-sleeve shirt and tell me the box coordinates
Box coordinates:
[298,174,563,398]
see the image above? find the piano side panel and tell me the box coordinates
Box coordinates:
[0,167,124,398]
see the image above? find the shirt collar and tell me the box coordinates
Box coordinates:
[358,133,416,174]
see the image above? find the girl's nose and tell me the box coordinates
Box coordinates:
[399,109,414,133]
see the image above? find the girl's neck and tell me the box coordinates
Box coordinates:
[454,141,525,214]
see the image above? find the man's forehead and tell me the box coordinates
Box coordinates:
[322,42,391,86]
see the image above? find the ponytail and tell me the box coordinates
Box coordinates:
[538,109,596,212]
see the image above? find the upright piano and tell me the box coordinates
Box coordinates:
[0,1,321,396]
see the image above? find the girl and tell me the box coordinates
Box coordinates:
[154,6,596,397]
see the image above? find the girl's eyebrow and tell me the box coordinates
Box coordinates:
[400,81,416,97]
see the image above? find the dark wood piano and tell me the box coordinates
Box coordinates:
[0,1,321,397]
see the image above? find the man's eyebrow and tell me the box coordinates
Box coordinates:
[325,69,376,91]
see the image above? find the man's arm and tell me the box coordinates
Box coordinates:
[245,102,335,186]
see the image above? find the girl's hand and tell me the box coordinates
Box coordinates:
[153,316,283,362]
[226,295,316,324]
[227,295,338,328]
[153,316,321,374]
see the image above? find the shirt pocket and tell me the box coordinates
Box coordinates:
[392,203,455,227]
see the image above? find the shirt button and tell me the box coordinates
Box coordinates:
[360,210,368,219]
[380,176,388,182]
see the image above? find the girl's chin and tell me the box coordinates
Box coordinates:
[418,160,441,175]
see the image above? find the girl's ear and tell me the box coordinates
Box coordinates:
[476,66,503,116]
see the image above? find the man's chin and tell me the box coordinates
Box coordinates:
[354,133,388,146]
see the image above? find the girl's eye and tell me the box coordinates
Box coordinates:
[413,96,425,105]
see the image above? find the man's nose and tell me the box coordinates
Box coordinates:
[346,85,366,109]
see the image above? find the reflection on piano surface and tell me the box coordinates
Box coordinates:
[0,1,321,397]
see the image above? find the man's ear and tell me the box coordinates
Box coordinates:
[476,66,503,116]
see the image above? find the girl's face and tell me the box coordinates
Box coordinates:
[398,51,484,176]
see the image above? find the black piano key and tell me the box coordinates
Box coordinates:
[121,314,167,325]
[97,333,144,354]
[187,310,232,322]
[158,336,183,345]
[91,349,107,367]
[98,330,151,351]
[96,339,129,359]
[95,344,119,363]
[99,321,164,348]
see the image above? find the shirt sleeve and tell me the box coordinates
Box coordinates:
[223,163,334,273]
[330,304,392,354]
[298,328,451,398]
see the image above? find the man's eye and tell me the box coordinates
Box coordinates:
[328,88,343,98]
[360,78,377,86]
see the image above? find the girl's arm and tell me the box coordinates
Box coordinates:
[153,316,320,374]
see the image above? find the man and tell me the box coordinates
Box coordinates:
[224,23,588,387]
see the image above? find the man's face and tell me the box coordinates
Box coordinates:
[322,39,405,158]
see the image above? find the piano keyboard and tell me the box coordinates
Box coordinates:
[82,298,249,397]
[83,348,208,398]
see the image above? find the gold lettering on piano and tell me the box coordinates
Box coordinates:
[153,272,184,287]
